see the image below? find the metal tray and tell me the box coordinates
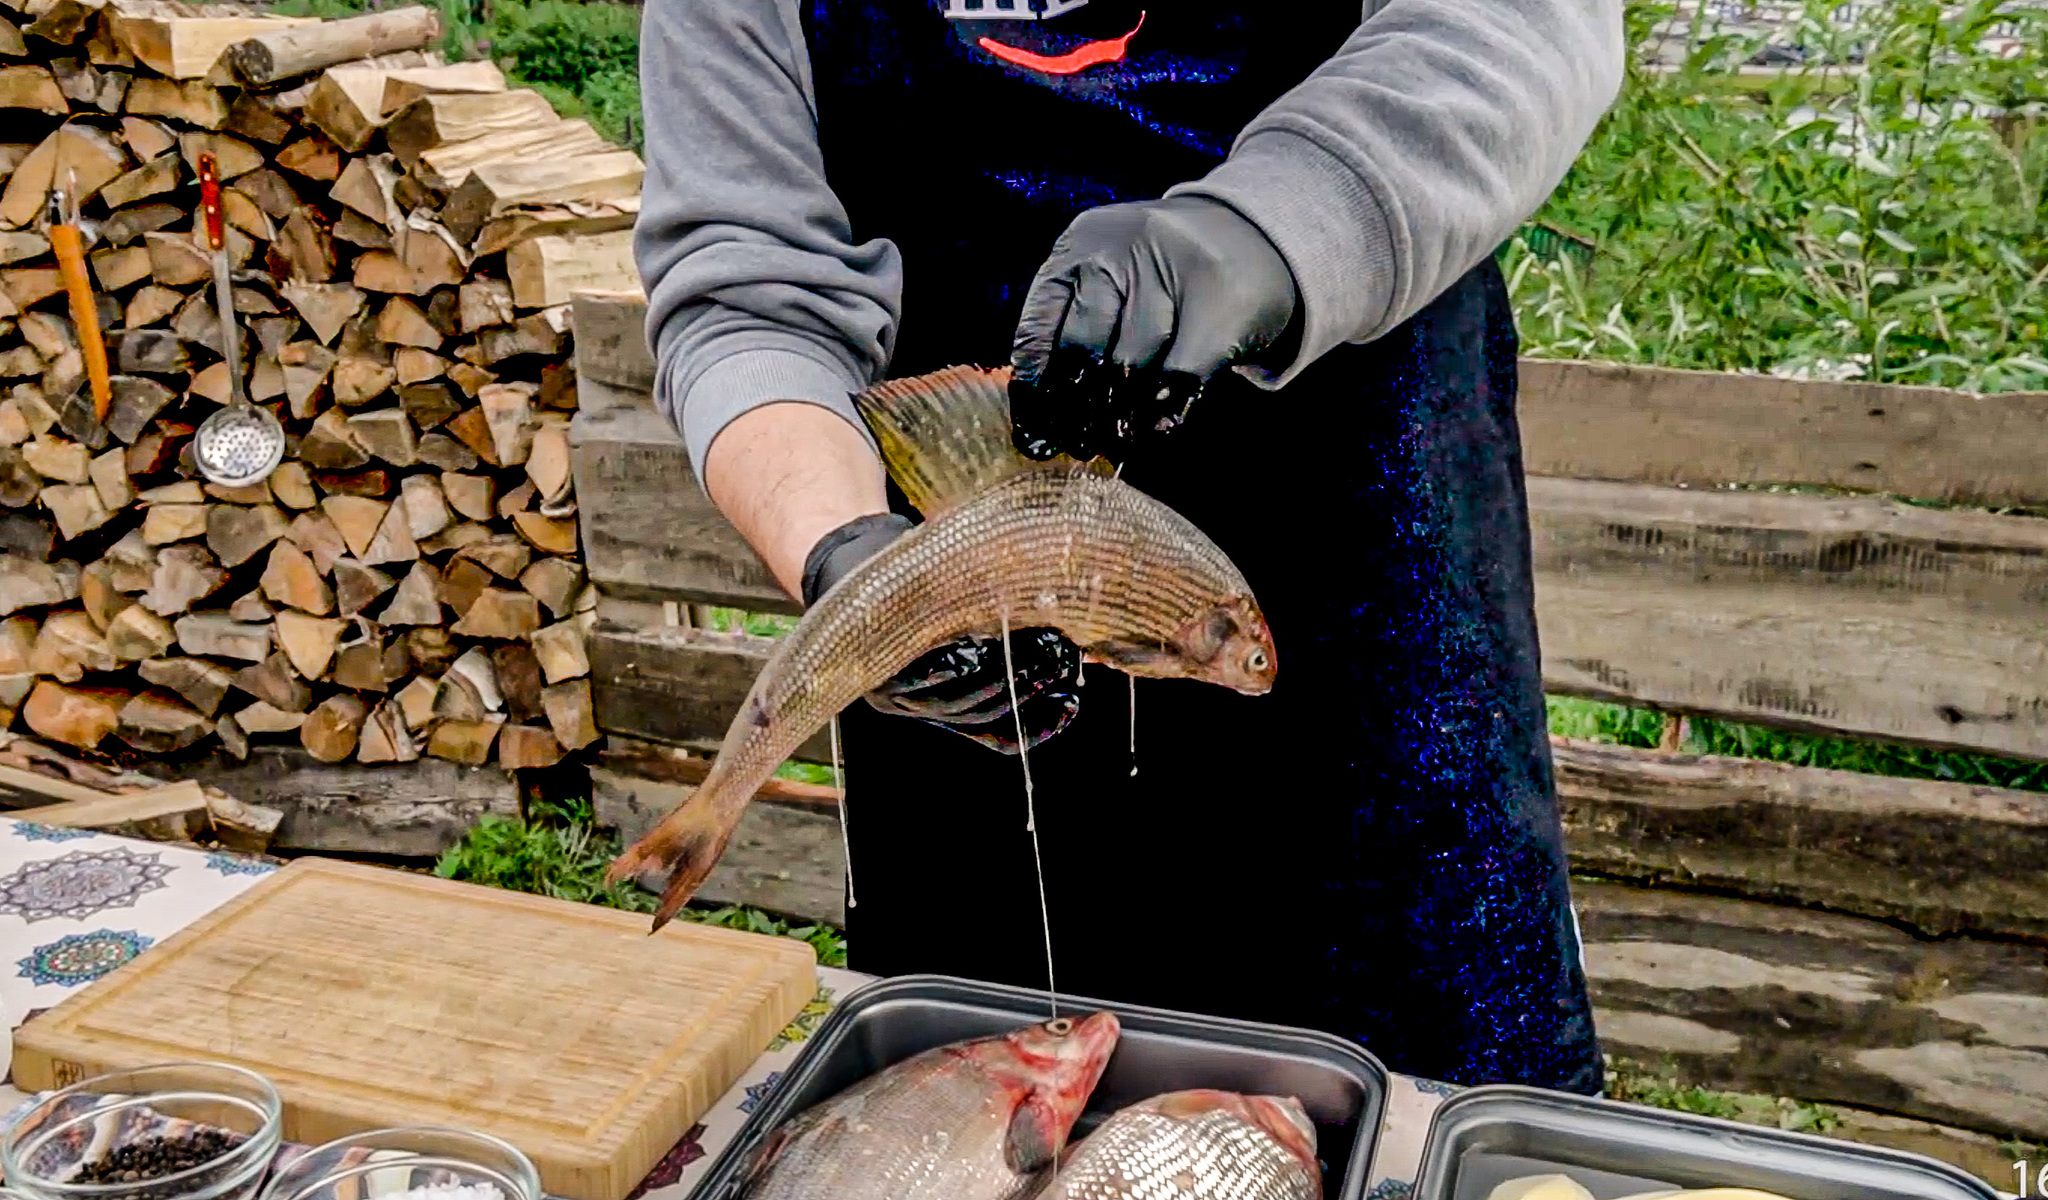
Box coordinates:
[684,974,1389,1200]
[1413,1086,1999,1200]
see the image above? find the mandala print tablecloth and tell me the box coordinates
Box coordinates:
[0,815,1453,1200]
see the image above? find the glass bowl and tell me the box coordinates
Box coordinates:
[257,1128,541,1200]
[0,1063,283,1200]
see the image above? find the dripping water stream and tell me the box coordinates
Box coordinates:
[1000,607,1058,1023]
[830,715,853,909]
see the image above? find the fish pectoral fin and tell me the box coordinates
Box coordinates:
[1004,1097,1063,1176]
[1089,638,1186,677]
[738,1124,796,1192]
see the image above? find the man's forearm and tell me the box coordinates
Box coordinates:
[703,401,890,601]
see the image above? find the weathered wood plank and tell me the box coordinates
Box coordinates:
[567,292,2048,505]
[591,764,844,926]
[569,402,792,612]
[589,622,830,760]
[1519,359,2048,507]
[1532,476,2048,761]
[1578,879,2048,1142]
[1554,737,2048,941]
[164,746,517,857]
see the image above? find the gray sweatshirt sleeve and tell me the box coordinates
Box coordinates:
[1171,0,1625,388]
[633,0,899,483]
[635,0,1623,478]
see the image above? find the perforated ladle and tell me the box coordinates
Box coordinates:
[190,151,284,489]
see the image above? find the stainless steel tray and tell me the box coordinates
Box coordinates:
[685,973,1389,1199]
[1413,1085,1999,1200]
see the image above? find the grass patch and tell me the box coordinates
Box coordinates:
[433,796,847,966]
[1508,0,2048,391]
[1547,696,2048,791]
[1605,1056,1843,1134]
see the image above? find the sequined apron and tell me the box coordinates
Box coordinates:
[803,0,1602,1092]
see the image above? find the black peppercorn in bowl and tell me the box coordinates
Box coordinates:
[0,1063,283,1200]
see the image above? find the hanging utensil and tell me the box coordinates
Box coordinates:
[190,151,284,489]
[46,174,111,422]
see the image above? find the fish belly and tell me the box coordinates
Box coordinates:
[1038,1110,1317,1200]
[742,1062,1031,1200]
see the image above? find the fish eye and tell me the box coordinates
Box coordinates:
[1246,649,1268,672]
[1046,1018,1074,1035]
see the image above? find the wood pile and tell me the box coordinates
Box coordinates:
[0,1,640,771]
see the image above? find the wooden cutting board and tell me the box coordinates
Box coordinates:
[10,858,817,1200]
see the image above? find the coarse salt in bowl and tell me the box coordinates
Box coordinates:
[0,1063,283,1200]
[256,1127,541,1200]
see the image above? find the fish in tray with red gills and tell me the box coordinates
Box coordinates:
[737,1011,1121,1200]
[1034,1089,1323,1200]
[607,365,1278,929]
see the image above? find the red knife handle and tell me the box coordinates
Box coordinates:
[197,152,224,252]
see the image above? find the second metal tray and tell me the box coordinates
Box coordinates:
[685,973,1390,1200]
[1413,1085,1999,1200]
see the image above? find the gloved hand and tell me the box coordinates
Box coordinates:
[802,513,1082,753]
[1009,195,1301,463]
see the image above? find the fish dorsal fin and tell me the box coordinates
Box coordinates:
[854,365,1111,518]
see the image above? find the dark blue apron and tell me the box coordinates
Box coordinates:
[805,0,1602,1094]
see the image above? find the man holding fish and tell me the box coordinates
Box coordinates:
[632,0,1622,1095]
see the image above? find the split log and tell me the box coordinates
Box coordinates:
[124,76,226,127]
[137,655,231,716]
[1,123,127,227]
[379,559,439,624]
[0,64,67,113]
[104,603,173,660]
[321,494,386,559]
[103,200,179,245]
[355,696,418,762]
[506,230,637,310]
[379,58,502,114]
[415,430,476,471]
[273,133,339,182]
[384,88,557,164]
[476,313,564,363]
[141,544,224,616]
[272,207,334,282]
[225,7,441,86]
[122,284,182,330]
[234,698,306,733]
[273,608,343,680]
[360,495,416,564]
[91,244,150,291]
[512,510,576,555]
[259,538,332,615]
[143,229,210,286]
[225,92,293,145]
[269,461,316,509]
[496,722,563,769]
[111,14,317,79]
[23,678,121,749]
[281,280,361,343]
[451,587,537,639]
[439,152,644,245]
[297,408,368,470]
[206,502,288,567]
[347,407,415,466]
[530,621,588,684]
[101,150,182,208]
[471,197,636,258]
[541,676,596,750]
[175,129,261,180]
[0,551,77,615]
[299,691,366,762]
[412,119,607,191]
[351,227,461,294]
[172,613,271,661]
[116,690,209,752]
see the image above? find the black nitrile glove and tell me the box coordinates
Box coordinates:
[1009,195,1302,463]
[802,513,1082,754]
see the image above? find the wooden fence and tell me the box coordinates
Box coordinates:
[567,288,2048,1145]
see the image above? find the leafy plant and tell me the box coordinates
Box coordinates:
[1508,0,2048,391]
[433,796,847,966]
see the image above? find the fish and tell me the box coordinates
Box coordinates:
[736,1011,1122,1200]
[1030,1089,1322,1200]
[607,364,1278,928]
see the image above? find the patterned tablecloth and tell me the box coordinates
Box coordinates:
[0,815,1450,1200]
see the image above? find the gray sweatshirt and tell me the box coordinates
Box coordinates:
[636,0,1624,483]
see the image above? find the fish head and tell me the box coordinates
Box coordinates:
[964,1011,1121,1174]
[1175,594,1277,696]
[1148,1090,1321,1180]
[1088,595,1276,696]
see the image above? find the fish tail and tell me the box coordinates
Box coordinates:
[607,794,741,933]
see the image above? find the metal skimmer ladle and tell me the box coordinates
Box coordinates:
[191,151,284,489]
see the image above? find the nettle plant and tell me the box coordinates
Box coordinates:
[1507,0,2048,391]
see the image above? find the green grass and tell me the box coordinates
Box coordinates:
[1604,1056,1843,1135]
[1507,0,2048,392]
[1547,696,2048,791]
[433,796,847,966]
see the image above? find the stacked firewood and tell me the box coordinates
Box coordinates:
[0,0,642,771]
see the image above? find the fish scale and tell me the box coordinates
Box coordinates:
[608,366,1275,929]
[1034,1098,1321,1200]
